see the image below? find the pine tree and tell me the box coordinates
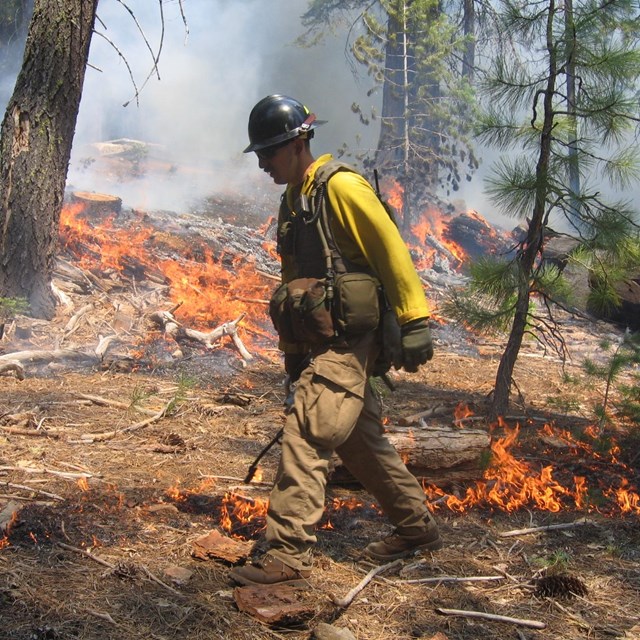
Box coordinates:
[445,0,640,419]
[300,0,479,227]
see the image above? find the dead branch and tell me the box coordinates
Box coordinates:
[0,349,97,367]
[95,335,118,359]
[401,575,504,585]
[0,466,95,480]
[399,404,451,425]
[149,310,253,362]
[331,559,402,607]
[140,564,184,597]
[0,425,62,437]
[92,30,140,107]
[1,482,65,501]
[57,542,115,569]
[79,399,174,442]
[87,610,117,625]
[78,393,159,416]
[63,303,93,336]
[435,607,546,629]
[0,360,25,380]
[57,542,184,597]
[499,518,595,537]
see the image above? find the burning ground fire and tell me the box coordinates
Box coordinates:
[0,413,637,552]
[225,419,637,539]
[424,418,639,516]
[59,201,274,352]
[0,195,617,554]
[133,416,639,547]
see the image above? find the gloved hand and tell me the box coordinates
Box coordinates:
[284,352,308,383]
[375,309,402,376]
[400,318,434,373]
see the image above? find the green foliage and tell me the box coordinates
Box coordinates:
[300,0,479,205]
[532,549,572,572]
[0,296,29,320]
[443,256,572,338]
[583,331,640,427]
[449,0,640,417]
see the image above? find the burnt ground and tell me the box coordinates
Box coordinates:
[1,202,639,640]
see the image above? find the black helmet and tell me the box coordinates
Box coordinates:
[243,94,326,153]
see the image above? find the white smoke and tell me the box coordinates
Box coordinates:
[67,0,379,213]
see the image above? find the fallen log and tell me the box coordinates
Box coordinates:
[331,424,491,485]
[0,360,25,380]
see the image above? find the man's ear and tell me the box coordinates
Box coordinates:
[291,137,305,155]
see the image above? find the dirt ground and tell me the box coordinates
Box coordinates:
[1,203,639,640]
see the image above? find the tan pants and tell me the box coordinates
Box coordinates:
[266,331,434,571]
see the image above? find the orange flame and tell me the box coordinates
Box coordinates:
[219,492,268,537]
[453,402,473,427]
[59,203,275,353]
[425,423,640,516]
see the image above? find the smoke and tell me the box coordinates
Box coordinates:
[1,0,573,229]
[65,0,378,213]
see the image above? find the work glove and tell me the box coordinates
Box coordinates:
[374,309,402,376]
[400,318,434,373]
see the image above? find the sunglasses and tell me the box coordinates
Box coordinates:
[255,139,293,160]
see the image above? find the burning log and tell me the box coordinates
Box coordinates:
[331,424,491,485]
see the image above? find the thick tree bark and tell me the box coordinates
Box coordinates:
[0,0,98,319]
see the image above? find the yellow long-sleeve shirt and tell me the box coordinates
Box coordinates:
[281,154,429,326]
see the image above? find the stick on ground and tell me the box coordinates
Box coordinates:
[331,559,402,608]
[436,607,546,629]
[499,518,594,537]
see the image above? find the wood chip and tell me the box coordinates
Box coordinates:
[191,529,252,563]
[233,584,315,625]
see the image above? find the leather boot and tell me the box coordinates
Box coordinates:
[229,553,312,587]
[364,520,442,561]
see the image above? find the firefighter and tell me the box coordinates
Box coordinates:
[230,95,441,587]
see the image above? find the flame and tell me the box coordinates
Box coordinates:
[424,423,640,516]
[77,477,90,492]
[453,402,473,427]
[59,203,275,353]
[385,181,404,213]
[606,479,640,514]
[219,492,268,537]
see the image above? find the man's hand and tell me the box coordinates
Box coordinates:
[400,318,433,373]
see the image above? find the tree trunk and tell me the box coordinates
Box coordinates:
[462,0,475,81]
[0,0,98,319]
[491,0,558,419]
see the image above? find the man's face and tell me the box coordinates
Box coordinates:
[255,139,297,185]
